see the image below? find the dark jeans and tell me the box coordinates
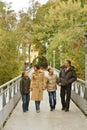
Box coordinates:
[22,93,30,112]
[60,85,71,110]
[35,101,40,110]
[48,91,56,109]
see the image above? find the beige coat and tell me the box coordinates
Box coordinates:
[30,70,45,101]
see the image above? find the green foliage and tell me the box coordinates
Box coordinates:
[30,0,87,79]
[38,55,48,69]
[0,0,41,85]
[0,30,21,85]
[0,1,27,85]
[39,45,46,55]
[0,0,87,85]
[32,55,48,69]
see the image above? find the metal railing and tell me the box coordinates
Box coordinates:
[0,75,21,129]
[0,76,21,109]
[0,69,32,129]
[72,78,87,115]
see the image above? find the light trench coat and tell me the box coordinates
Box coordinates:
[30,70,45,101]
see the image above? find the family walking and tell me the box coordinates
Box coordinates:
[20,60,77,113]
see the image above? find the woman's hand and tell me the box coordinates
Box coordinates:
[30,88,33,91]
[42,87,46,90]
[58,83,61,86]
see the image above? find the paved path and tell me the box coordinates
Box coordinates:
[3,88,87,130]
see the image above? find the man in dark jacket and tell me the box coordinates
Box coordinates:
[20,71,30,112]
[58,60,77,112]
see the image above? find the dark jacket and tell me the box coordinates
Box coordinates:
[58,66,77,86]
[20,76,30,95]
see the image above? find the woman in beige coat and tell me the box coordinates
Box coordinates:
[30,64,45,113]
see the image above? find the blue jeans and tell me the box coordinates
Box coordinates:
[22,93,30,111]
[48,91,56,109]
[35,101,40,110]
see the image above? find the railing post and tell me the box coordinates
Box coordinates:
[13,83,15,95]
[9,87,11,100]
[78,85,80,95]
[3,93,6,107]
[83,30,87,100]
[84,87,87,100]
[84,30,87,82]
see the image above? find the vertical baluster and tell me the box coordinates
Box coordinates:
[16,79,19,92]
[11,85,14,97]
[84,87,87,100]
[0,95,2,110]
[80,86,85,98]
[9,87,11,100]
[1,88,3,109]
[75,83,78,94]
[18,79,20,91]
[3,92,6,107]
[15,81,17,93]
[72,82,75,91]
[78,84,80,95]
[6,85,9,104]
[12,82,15,95]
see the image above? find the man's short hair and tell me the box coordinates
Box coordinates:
[47,67,53,72]
[66,60,71,65]
[34,64,40,70]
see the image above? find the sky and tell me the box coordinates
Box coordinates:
[3,0,48,12]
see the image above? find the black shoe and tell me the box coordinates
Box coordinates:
[65,109,69,112]
[50,108,54,111]
[53,106,55,110]
[23,110,26,112]
[36,110,40,113]
[61,107,65,111]
[26,108,29,111]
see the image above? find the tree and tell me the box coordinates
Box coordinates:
[0,1,22,85]
[30,0,87,79]
[32,55,48,69]
[28,0,41,19]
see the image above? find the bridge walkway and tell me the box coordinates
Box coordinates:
[3,87,87,130]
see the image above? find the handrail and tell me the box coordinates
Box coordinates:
[0,75,21,90]
[0,75,21,129]
[0,68,33,92]
[77,78,87,85]
[0,69,32,129]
